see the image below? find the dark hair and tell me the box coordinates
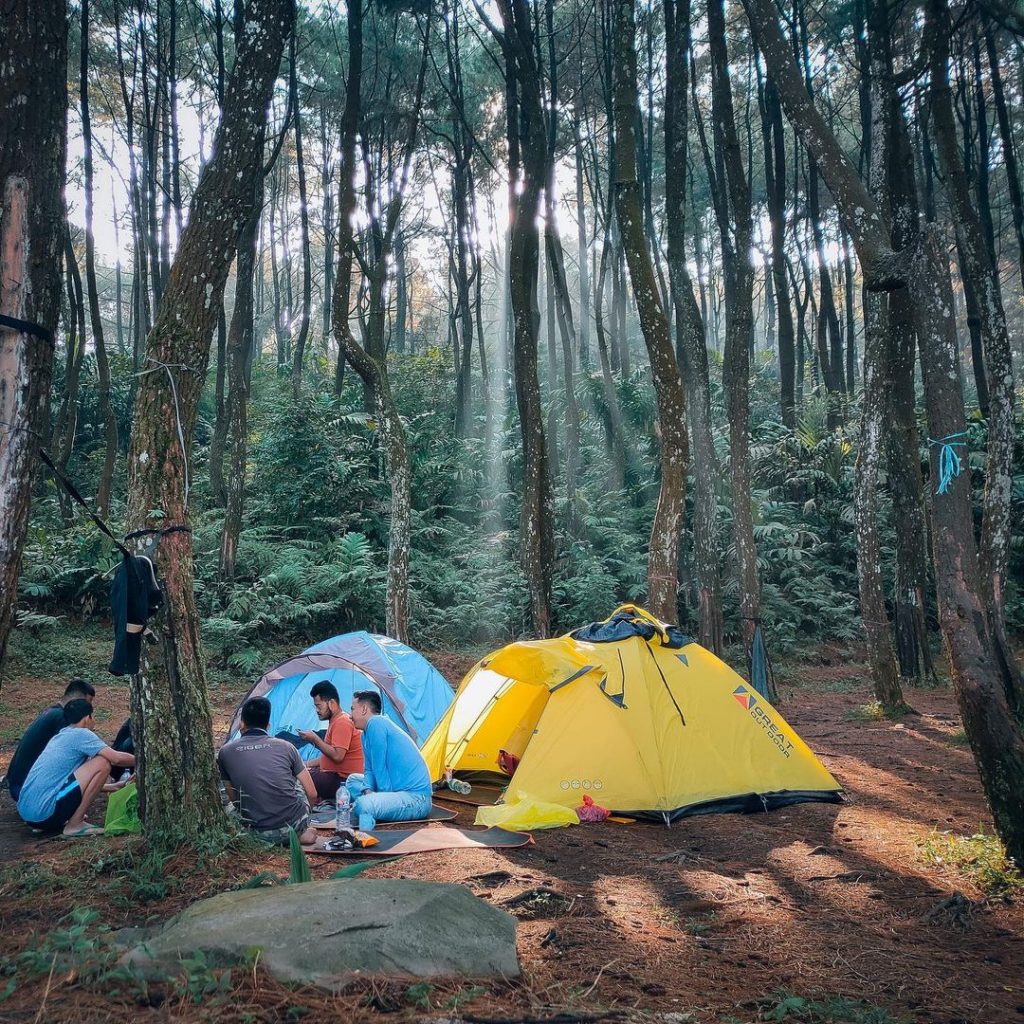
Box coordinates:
[353,690,382,715]
[309,681,340,704]
[63,699,94,726]
[64,678,96,700]
[241,697,272,730]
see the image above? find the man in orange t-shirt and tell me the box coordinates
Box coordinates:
[297,681,365,801]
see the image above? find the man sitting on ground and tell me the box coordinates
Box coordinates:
[16,699,135,838]
[346,690,432,831]
[296,681,364,803]
[5,679,96,802]
[219,697,318,845]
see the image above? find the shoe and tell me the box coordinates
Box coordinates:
[311,801,336,814]
[61,823,104,838]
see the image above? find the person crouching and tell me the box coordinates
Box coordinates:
[16,699,135,838]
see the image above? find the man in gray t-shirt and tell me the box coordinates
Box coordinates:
[218,697,318,845]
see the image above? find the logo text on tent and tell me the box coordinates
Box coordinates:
[732,686,793,759]
[560,779,604,791]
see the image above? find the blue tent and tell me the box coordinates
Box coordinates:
[226,632,454,756]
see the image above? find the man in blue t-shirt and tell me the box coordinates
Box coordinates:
[345,689,432,830]
[5,679,96,801]
[17,699,135,838]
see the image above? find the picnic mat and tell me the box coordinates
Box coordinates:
[311,805,457,830]
[434,784,505,807]
[309,826,533,857]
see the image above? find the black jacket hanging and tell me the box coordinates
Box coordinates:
[109,554,163,676]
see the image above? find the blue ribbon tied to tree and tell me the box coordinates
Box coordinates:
[927,431,968,495]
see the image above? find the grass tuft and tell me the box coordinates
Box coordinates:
[917,829,1024,898]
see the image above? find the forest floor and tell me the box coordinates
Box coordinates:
[0,636,1022,1024]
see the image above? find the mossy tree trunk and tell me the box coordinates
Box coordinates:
[125,0,295,845]
[0,0,67,681]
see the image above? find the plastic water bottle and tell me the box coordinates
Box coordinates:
[335,786,351,831]
[445,769,472,796]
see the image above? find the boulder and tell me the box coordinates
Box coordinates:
[123,879,519,989]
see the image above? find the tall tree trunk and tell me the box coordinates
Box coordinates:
[320,104,335,354]
[593,218,628,489]
[331,0,427,642]
[290,34,312,399]
[762,79,797,428]
[0,0,67,680]
[986,29,1024,295]
[882,13,934,685]
[708,0,761,663]
[221,180,262,581]
[496,0,553,637]
[58,233,88,476]
[208,306,228,506]
[124,0,295,844]
[614,0,688,623]
[665,0,723,652]
[54,231,85,492]
[745,0,1024,866]
[573,118,592,369]
[927,0,1021,713]
[395,230,407,356]
[852,0,906,714]
[81,0,119,518]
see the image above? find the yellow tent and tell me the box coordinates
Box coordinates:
[422,605,841,823]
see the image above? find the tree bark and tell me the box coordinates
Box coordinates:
[330,0,426,642]
[665,0,723,652]
[81,0,119,518]
[762,78,797,428]
[744,0,1024,865]
[221,179,262,581]
[927,0,1021,712]
[290,33,313,400]
[208,306,229,506]
[852,0,906,714]
[124,0,295,844]
[0,0,67,680]
[708,0,761,662]
[614,0,687,623]
[496,0,554,637]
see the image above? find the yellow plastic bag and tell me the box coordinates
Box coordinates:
[475,796,578,831]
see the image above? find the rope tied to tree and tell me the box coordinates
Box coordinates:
[132,359,201,512]
[927,432,968,495]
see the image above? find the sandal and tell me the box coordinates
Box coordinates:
[62,823,104,839]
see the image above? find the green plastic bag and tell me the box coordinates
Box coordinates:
[104,782,142,835]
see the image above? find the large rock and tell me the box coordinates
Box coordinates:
[123,879,519,989]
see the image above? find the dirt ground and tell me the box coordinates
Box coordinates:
[1,647,1022,1024]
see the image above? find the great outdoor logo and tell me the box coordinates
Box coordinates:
[732,685,794,759]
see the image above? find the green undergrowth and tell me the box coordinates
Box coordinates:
[917,829,1024,898]
[845,700,914,722]
[725,992,913,1022]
